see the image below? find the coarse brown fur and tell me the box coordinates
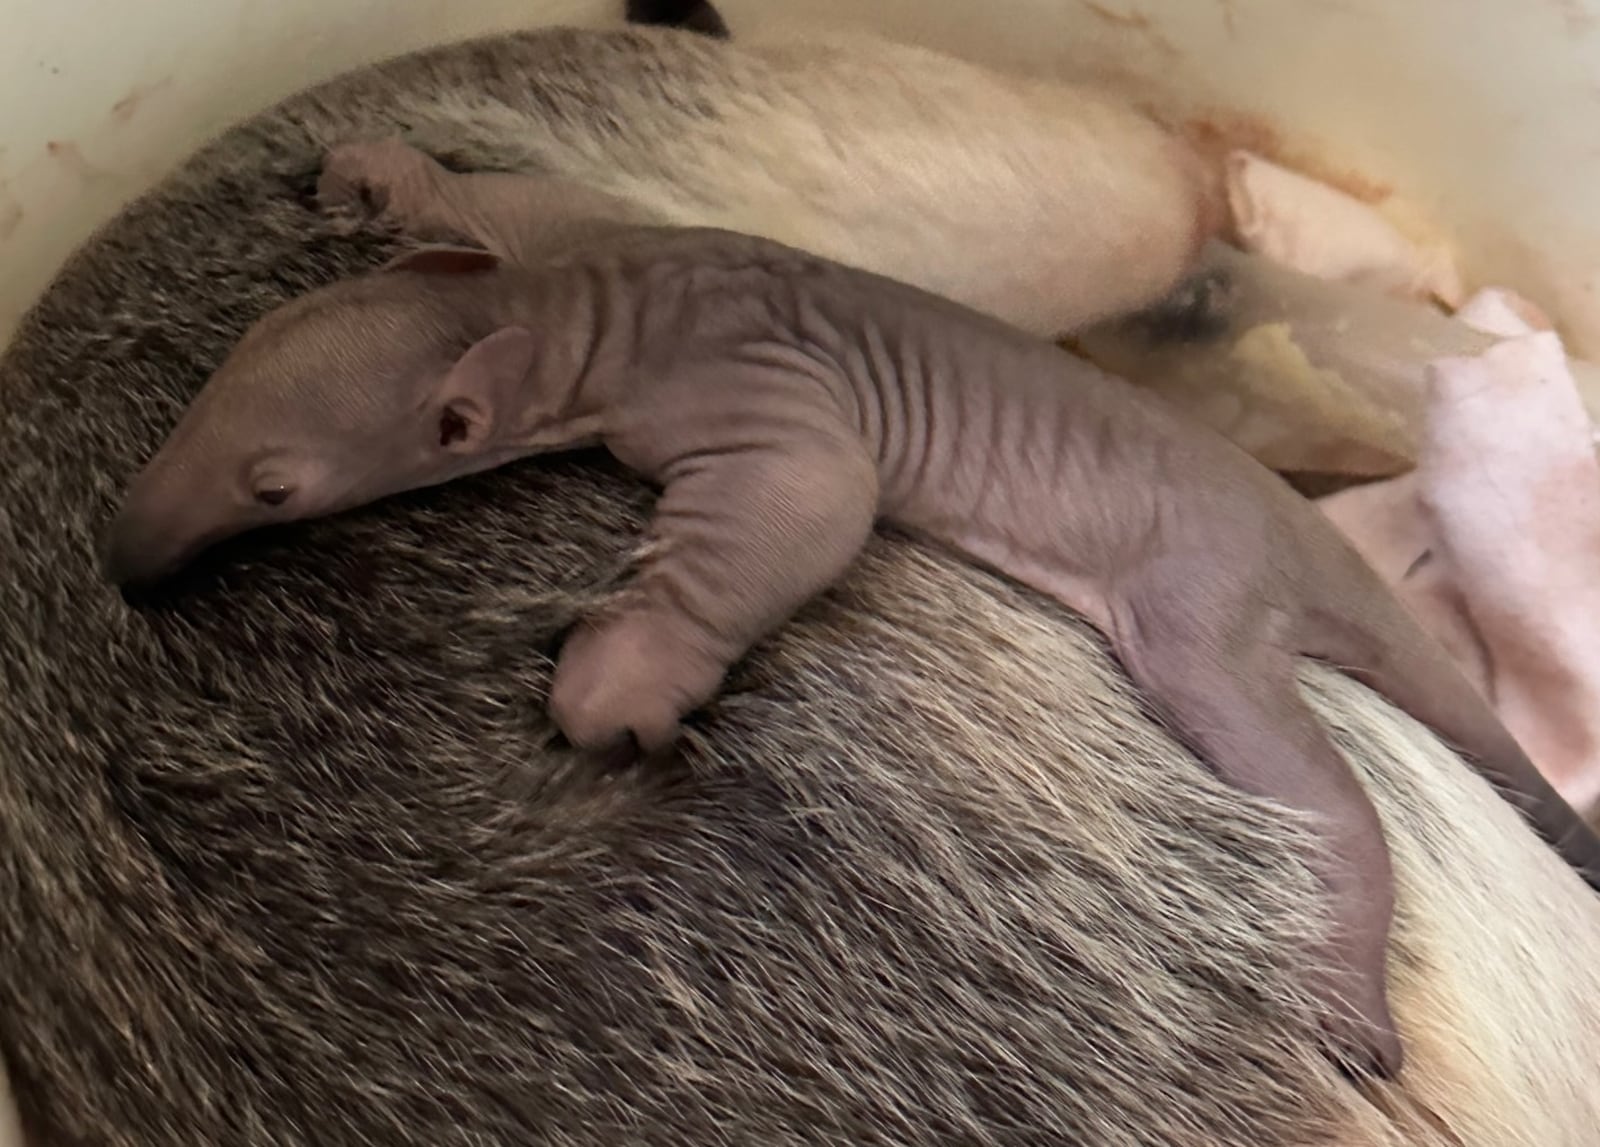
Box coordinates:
[3,19,1600,1147]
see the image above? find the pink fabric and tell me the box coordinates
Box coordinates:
[1319,302,1600,814]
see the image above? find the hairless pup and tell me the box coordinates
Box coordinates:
[101,142,1600,1078]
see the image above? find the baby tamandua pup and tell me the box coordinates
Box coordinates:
[99,144,1600,1080]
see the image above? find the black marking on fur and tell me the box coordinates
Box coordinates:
[625,0,731,39]
[1120,264,1239,346]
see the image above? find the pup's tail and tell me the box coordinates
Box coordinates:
[1301,551,1600,892]
[625,0,731,39]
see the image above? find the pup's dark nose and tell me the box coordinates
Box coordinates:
[97,515,168,588]
[98,521,135,586]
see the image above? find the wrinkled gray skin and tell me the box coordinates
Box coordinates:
[5,14,1597,1147]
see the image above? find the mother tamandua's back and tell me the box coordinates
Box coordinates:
[284,6,1220,340]
[13,8,1600,1147]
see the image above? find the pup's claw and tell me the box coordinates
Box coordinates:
[548,611,725,755]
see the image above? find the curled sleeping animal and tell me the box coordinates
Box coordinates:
[99,140,1600,1077]
[9,9,1600,1144]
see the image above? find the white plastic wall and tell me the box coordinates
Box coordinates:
[5,1,1600,353]
[3,0,1598,1139]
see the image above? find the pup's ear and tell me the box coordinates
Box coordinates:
[429,327,539,454]
[382,245,502,276]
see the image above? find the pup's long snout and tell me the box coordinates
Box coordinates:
[96,505,183,585]
[98,475,238,588]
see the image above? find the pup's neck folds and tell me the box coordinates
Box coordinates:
[485,265,628,451]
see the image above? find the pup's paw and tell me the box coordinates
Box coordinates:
[548,612,727,755]
[316,137,442,223]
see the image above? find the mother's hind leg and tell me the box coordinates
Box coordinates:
[1112,600,1402,1077]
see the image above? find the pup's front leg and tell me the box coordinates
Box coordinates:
[548,419,879,756]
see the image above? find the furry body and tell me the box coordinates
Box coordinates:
[4,17,1600,1147]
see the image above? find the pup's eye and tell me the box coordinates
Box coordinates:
[255,482,292,507]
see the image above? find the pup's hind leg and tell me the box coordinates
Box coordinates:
[317,138,659,266]
[1112,598,1401,1077]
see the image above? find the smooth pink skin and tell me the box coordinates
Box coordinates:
[102,140,1600,1079]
